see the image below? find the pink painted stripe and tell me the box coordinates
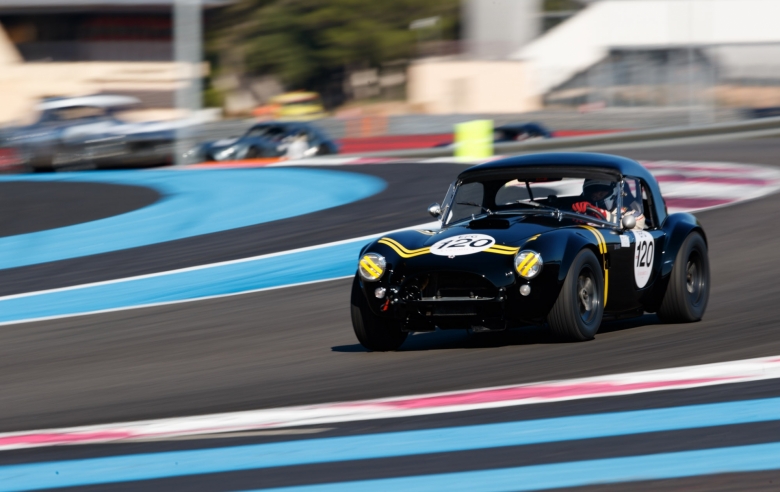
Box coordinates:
[655,175,769,186]
[640,162,764,174]
[0,431,133,447]
[379,378,733,410]
[665,197,734,209]
[1,356,779,450]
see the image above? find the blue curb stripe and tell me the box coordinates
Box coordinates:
[249,441,780,492]
[2,397,780,491]
[0,240,365,323]
[0,169,385,270]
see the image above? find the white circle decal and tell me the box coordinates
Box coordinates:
[632,230,655,288]
[430,234,496,256]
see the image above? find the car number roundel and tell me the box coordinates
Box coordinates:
[430,234,496,256]
[632,230,654,288]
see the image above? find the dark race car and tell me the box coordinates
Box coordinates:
[194,121,338,161]
[493,122,552,142]
[434,122,552,148]
[351,152,710,351]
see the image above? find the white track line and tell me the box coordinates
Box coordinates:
[0,222,439,303]
[1,354,779,451]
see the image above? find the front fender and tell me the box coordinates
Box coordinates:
[540,229,603,283]
[518,229,602,316]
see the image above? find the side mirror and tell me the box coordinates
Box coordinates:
[622,214,636,230]
[428,202,442,218]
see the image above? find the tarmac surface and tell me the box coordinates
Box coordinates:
[2,138,780,490]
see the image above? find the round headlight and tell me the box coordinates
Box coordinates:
[514,250,543,279]
[358,253,386,282]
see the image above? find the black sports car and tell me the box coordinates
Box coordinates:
[351,152,709,351]
[194,121,338,161]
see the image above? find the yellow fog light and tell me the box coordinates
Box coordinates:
[358,253,386,282]
[514,250,542,279]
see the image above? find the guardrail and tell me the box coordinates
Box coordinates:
[345,115,780,159]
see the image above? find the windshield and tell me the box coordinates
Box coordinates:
[246,125,290,141]
[40,106,111,122]
[442,173,630,227]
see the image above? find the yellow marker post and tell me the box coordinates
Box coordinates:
[454,120,493,159]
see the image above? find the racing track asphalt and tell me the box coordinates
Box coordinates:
[0,181,159,238]
[2,138,780,436]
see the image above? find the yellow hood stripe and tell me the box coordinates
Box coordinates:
[487,244,518,251]
[378,238,431,258]
[484,247,518,255]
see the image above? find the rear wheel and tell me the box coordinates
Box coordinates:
[245,147,260,159]
[548,249,604,341]
[350,276,407,351]
[657,232,709,323]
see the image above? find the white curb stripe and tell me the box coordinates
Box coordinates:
[1,355,779,451]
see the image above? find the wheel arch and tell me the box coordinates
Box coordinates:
[661,212,707,277]
[555,230,605,284]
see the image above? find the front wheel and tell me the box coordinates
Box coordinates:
[657,232,709,323]
[548,249,604,341]
[350,276,407,351]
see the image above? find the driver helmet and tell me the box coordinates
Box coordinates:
[583,179,617,210]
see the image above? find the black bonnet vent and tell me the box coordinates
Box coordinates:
[468,218,510,229]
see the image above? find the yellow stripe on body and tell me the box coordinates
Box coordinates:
[360,259,381,278]
[484,247,518,256]
[485,243,520,255]
[579,226,609,307]
[377,238,431,258]
[491,244,517,251]
[580,226,606,254]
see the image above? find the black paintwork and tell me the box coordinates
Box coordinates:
[356,153,702,332]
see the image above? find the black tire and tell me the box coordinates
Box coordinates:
[548,249,604,341]
[350,276,407,351]
[245,147,260,159]
[657,232,709,323]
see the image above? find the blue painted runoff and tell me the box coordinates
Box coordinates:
[0,169,385,270]
[2,396,780,491]
[0,238,366,323]
[251,442,780,492]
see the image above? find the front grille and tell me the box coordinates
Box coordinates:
[401,272,496,301]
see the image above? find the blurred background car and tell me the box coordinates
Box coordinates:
[193,121,339,162]
[492,122,552,142]
[0,95,184,171]
[434,121,552,148]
